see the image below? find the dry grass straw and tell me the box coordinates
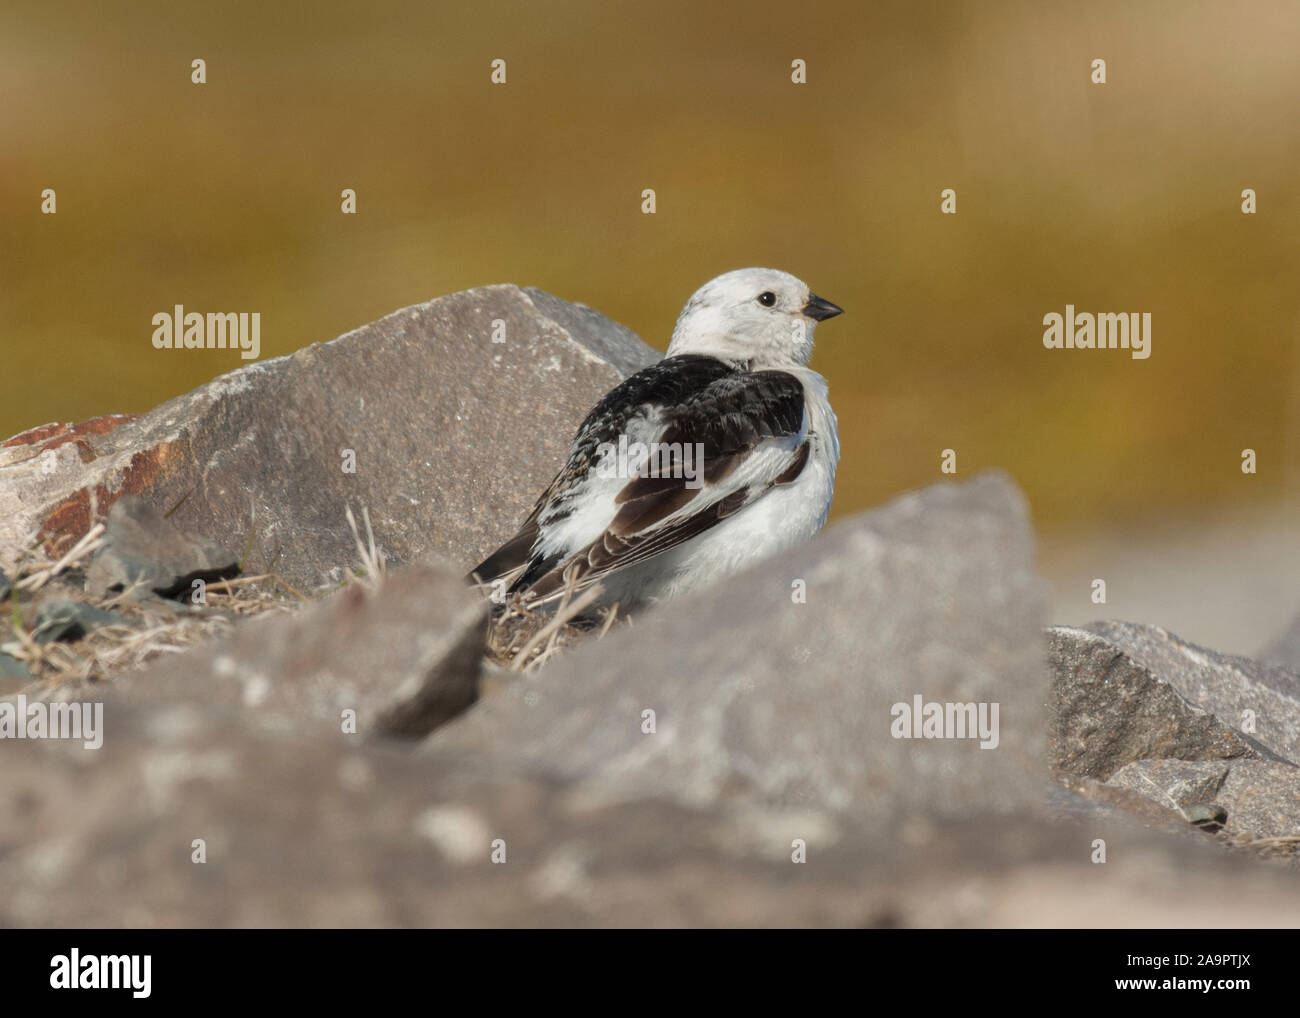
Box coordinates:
[4,501,617,693]
[474,565,620,674]
[2,526,293,691]
[1220,831,1300,863]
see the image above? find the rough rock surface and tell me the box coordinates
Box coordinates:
[0,286,657,589]
[1046,626,1278,781]
[426,472,1047,827]
[1105,759,1232,812]
[110,560,488,739]
[1084,621,1300,764]
[3,698,1300,928]
[1106,758,1300,840]
[1050,622,1300,842]
[1211,760,1300,839]
[1052,774,1198,836]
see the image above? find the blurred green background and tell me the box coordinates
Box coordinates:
[1,0,1296,650]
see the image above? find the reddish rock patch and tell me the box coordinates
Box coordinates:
[33,443,176,558]
[35,486,99,559]
[0,414,137,453]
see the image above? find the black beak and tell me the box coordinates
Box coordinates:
[802,293,843,322]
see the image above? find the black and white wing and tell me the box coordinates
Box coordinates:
[470,354,812,601]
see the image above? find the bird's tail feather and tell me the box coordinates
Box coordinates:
[466,523,538,586]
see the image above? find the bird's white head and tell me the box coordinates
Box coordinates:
[665,267,843,367]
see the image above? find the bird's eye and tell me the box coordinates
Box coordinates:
[757,291,777,307]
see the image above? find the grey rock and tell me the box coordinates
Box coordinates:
[1047,626,1285,781]
[0,568,10,601]
[111,560,487,739]
[1054,620,1300,840]
[521,287,654,378]
[3,698,1299,927]
[86,495,238,597]
[1086,621,1300,764]
[426,472,1048,826]
[0,650,34,690]
[1051,774,1198,836]
[1107,758,1300,840]
[31,600,128,644]
[1183,802,1228,830]
[0,286,658,590]
[1105,758,1231,810]
[1216,760,1300,839]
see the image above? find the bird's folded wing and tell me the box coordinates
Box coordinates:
[521,366,811,600]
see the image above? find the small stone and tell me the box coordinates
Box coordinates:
[86,496,238,598]
[1181,803,1228,831]
[0,650,34,690]
[31,600,128,644]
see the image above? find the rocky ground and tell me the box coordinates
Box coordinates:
[1,286,1297,926]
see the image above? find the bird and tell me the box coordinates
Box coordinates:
[469,267,843,611]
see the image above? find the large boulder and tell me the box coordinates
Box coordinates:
[0,286,657,590]
[425,472,1048,830]
[3,696,1299,927]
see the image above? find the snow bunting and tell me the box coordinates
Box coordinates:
[471,267,843,609]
